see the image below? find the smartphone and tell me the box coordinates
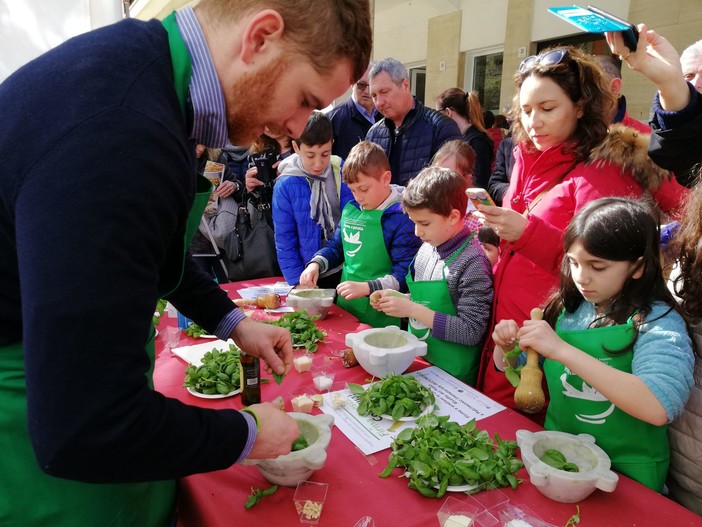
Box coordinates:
[547,5,638,52]
[587,5,638,52]
[466,188,495,210]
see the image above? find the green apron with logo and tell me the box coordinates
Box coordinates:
[0,13,213,524]
[336,202,400,328]
[544,312,669,491]
[406,236,480,386]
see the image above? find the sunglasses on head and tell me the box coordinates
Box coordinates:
[519,49,569,74]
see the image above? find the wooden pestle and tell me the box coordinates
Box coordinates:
[513,307,545,414]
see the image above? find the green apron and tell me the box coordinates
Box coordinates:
[544,312,669,491]
[406,236,480,386]
[0,13,213,525]
[336,202,400,328]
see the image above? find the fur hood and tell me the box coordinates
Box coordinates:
[589,123,671,192]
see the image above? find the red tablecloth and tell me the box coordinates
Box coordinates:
[153,279,702,527]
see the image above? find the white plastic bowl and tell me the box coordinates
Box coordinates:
[345,326,427,378]
[516,429,618,503]
[286,289,336,320]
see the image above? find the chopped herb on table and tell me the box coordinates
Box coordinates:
[565,505,581,526]
[153,298,167,326]
[183,345,241,395]
[379,415,523,498]
[185,321,208,338]
[267,311,326,352]
[348,373,435,421]
[539,449,580,472]
[244,485,278,509]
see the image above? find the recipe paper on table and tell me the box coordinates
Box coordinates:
[320,366,505,455]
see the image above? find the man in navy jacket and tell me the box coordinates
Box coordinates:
[366,58,462,186]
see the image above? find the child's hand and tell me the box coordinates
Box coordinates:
[492,319,520,372]
[369,289,404,309]
[517,320,563,360]
[299,264,319,287]
[492,319,519,349]
[336,281,370,300]
[375,292,413,317]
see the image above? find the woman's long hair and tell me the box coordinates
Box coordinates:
[508,46,615,163]
[436,88,487,133]
[673,169,702,320]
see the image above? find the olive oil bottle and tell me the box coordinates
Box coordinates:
[240,351,261,405]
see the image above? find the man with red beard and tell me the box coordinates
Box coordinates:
[0,1,371,525]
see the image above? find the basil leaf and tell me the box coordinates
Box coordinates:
[260,485,278,496]
[379,414,523,498]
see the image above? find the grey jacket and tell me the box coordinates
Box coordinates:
[667,319,702,515]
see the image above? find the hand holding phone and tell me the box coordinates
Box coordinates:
[547,5,638,52]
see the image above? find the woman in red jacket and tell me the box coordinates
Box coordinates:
[475,46,679,420]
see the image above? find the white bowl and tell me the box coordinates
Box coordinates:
[286,289,337,320]
[516,429,618,503]
[345,326,427,378]
[243,413,334,487]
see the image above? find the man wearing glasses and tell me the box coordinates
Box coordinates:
[328,65,379,160]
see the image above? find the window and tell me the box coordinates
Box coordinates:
[409,67,426,103]
[465,48,503,115]
[472,52,503,114]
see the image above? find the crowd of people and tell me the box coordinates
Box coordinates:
[192,22,702,515]
[1,0,701,523]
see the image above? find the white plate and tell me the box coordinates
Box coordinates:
[187,386,241,399]
[172,340,235,366]
[380,403,435,422]
[197,334,217,339]
[444,482,481,492]
[403,471,480,493]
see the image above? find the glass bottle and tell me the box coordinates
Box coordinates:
[240,351,261,405]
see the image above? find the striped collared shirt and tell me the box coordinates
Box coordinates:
[175,6,228,148]
[175,8,249,415]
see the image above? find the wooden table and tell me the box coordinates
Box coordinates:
[153,279,702,527]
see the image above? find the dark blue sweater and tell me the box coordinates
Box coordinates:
[463,126,494,189]
[0,18,249,482]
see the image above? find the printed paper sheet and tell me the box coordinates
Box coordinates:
[320,366,505,455]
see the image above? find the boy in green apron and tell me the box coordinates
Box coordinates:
[492,198,694,491]
[372,166,493,386]
[299,141,421,327]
